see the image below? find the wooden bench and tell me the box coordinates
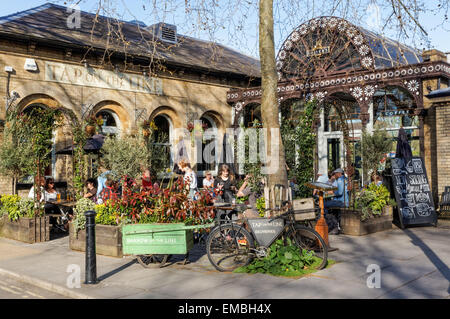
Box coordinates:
[438,189,450,218]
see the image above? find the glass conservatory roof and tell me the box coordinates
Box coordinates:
[276,17,423,80]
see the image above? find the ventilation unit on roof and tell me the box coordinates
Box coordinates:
[148,23,177,43]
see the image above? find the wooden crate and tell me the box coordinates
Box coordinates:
[292,198,316,221]
[69,222,123,258]
[0,215,50,244]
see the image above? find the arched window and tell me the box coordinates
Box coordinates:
[152,115,172,170]
[197,115,217,173]
[373,86,419,156]
[96,109,120,136]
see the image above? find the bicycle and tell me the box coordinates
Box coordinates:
[205,205,328,272]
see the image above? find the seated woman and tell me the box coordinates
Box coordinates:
[214,164,237,203]
[83,178,98,203]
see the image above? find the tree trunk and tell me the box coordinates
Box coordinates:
[259,0,288,191]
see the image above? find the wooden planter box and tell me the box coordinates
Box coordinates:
[340,206,393,236]
[0,215,50,243]
[69,222,123,258]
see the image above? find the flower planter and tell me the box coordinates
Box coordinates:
[339,206,393,236]
[85,125,96,136]
[0,215,50,243]
[69,222,123,258]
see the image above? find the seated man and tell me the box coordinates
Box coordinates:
[324,168,349,234]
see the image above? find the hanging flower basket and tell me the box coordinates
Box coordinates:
[85,125,96,136]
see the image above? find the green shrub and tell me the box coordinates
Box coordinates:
[0,195,36,221]
[73,198,96,232]
[355,183,392,221]
[94,203,122,226]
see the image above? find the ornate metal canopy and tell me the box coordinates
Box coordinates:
[227,16,450,126]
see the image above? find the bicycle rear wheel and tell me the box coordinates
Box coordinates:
[206,224,254,272]
[286,225,328,270]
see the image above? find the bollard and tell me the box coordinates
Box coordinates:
[84,210,97,284]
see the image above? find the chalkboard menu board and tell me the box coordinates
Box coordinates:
[391,157,437,228]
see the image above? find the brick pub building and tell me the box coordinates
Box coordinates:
[0,3,260,195]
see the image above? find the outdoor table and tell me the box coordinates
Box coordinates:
[306,182,338,250]
[211,202,252,221]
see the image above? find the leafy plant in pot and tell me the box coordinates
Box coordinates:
[354,183,396,221]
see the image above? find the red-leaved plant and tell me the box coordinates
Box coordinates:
[106,175,215,225]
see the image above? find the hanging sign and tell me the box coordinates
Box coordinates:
[306,45,330,57]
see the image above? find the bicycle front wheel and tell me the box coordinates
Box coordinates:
[286,225,328,270]
[206,223,254,272]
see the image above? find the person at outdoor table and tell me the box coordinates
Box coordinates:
[141,167,152,189]
[180,161,198,199]
[202,171,214,189]
[43,178,62,217]
[214,164,237,203]
[324,168,349,233]
[98,177,119,204]
[83,178,98,203]
[44,178,59,202]
[28,176,46,202]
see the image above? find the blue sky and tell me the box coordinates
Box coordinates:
[0,0,449,59]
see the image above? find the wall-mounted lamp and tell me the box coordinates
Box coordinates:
[4,66,14,73]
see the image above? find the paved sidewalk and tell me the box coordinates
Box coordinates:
[0,221,449,299]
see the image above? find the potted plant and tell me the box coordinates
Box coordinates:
[69,197,126,257]
[340,183,396,236]
[0,195,49,243]
[85,114,103,136]
[70,177,215,257]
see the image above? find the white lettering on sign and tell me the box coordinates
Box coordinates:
[45,61,163,95]
[251,221,284,228]
[408,175,428,185]
[125,237,177,244]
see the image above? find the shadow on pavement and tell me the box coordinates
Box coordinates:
[98,259,137,282]
[403,228,450,294]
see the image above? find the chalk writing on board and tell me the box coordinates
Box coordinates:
[416,193,430,203]
[416,203,432,217]
[412,159,423,174]
[402,207,415,219]
[405,160,414,173]
[406,194,416,208]
[391,157,437,227]
[395,175,407,185]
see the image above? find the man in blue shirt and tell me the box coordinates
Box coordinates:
[324,168,349,234]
